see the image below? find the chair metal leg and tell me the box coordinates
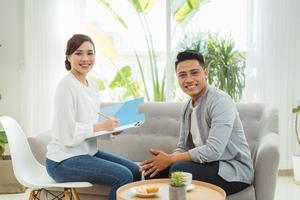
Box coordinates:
[28,188,81,200]
[28,189,41,200]
[71,188,80,200]
[64,188,72,200]
[28,190,34,200]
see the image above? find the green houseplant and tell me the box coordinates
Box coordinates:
[292,105,300,184]
[179,32,245,102]
[169,172,186,200]
[292,105,300,147]
[0,131,8,159]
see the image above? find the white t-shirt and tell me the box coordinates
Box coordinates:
[46,73,99,162]
[190,103,203,147]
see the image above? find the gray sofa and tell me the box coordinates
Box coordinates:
[29,102,279,200]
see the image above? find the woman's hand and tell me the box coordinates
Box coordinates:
[93,118,118,132]
[102,118,118,131]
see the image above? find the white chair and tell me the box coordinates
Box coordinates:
[0,116,92,200]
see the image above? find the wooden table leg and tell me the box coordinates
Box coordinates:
[71,188,80,200]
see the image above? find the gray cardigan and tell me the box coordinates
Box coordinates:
[175,86,254,184]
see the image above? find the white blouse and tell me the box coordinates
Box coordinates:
[46,73,99,162]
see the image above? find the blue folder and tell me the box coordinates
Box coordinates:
[98,97,145,126]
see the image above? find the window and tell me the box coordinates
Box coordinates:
[85,0,247,102]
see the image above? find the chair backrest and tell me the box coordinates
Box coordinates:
[0,116,46,187]
[236,103,278,161]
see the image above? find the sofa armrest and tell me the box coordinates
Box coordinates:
[254,132,279,200]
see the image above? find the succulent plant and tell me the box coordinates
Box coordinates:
[170,172,186,187]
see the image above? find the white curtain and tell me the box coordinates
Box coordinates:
[245,0,300,169]
[21,0,86,137]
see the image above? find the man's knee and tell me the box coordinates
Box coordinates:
[169,161,190,173]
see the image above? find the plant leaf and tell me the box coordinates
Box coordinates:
[292,107,300,113]
[0,131,8,144]
[90,76,106,91]
[173,0,205,24]
[0,143,5,157]
[87,22,118,60]
[128,0,154,12]
[109,65,132,88]
[109,65,141,98]
[96,0,128,29]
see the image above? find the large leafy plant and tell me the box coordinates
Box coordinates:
[95,0,206,101]
[179,32,245,102]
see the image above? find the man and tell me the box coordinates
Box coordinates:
[140,50,254,195]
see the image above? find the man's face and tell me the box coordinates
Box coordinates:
[176,59,208,101]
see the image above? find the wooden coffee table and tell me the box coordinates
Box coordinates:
[116,178,226,200]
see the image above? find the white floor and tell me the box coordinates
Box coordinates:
[274,176,300,200]
[0,175,299,200]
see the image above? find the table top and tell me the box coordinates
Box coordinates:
[116,178,226,200]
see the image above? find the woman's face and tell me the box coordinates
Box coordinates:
[68,41,95,75]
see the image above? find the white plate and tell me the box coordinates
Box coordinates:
[186,184,195,192]
[130,186,159,198]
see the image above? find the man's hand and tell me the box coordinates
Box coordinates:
[140,149,173,178]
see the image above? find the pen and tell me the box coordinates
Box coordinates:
[98,112,110,119]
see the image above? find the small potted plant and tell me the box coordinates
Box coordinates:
[169,172,187,200]
[292,105,300,184]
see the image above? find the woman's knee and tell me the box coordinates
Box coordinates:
[116,167,134,185]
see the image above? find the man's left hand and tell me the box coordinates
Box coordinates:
[140,149,173,178]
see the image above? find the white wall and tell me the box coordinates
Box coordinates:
[0,0,24,127]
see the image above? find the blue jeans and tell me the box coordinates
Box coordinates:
[46,150,141,200]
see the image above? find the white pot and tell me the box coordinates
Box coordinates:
[169,186,186,200]
[292,155,300,184]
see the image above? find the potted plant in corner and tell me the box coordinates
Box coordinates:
[169,172,187,200]
[179,32,245,102]
[0,131,8,158]
[0,130,26,193]
[292,105,300,184]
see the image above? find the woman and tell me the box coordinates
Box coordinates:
[45,34,141,200]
